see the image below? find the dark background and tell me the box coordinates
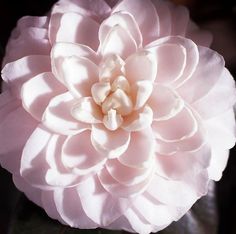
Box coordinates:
[0,0,236,233]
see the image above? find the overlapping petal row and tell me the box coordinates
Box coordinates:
[0,0,235,233]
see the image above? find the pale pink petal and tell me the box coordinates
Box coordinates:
[105,159,153,186]
[177,46,225,103]
[119,128,155,168]
[13,176,43,207]
[61,130,106,173]
[53,187,98,228]
[77,176,130,226]
[16,16,48,30]
[4,27,50,64]
[113,0,159,45]
[61,56,99,98]
[192,68,236,119]
[99,166,152,197]
[100,25,137,59]
[125,51,157,83]
[147,36,199,87]
[99,11,142,47]
[42,92,89,135]
[51,42,98,84]
[91,124,130,158]
[56,12,99,50]
[148,84,184,121]
[0,107,37,174]
[1,55,51,97]
[155,143,211,181]
[152,44,186,84]
[152,107,197,141]
[21,72,66,121]
[146,171,209,207]
[122,106,153,132]
[71,97,103,124]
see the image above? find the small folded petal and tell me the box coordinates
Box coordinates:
[21,72,66,121]
[103,109,123,131]
[61,56,99,98]
[51,42,98,83]
[16,16,48,31]
[122,105,153,132]
[77,176,130,226]
[91,82,111,104]
[2,55,51,97]
[148,84,184,121]
[100,25,137,59]
[71,97,103,124]
[91,124,130,158]
[131,80,153,110]
[99,11,142,47]
[113,0,159,45]
[62,130,106,173]
[42,92,89,135]
[125,50,157,83]
[56,12,99,50]
[118,128,155,169]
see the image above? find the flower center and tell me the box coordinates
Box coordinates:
[91,75,134,131]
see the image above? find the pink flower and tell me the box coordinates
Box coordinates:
[0,0,236,233]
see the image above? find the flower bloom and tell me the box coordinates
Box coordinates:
[0,0,236,233]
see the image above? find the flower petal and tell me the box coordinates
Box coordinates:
[148,84,184,121]
[71,97,103,124]
[99,11,142,47]
[42,92,89,135]
[118,128,155,169]
[100,25,137,59]
[122,105,153,132]
[61,130,106,173]
[2,55,51,97]
[56,12,99,50]
[77,176,130,226]
[113,0,159,45]
[91,124,130,158]
[21,72,66,121]
[125,50,157,83]
[62,56,99,98]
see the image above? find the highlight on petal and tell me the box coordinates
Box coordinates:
[100,25,137,59]
[91,124,130,158]
[99,11,142,47]
[42,92,89,135]
[125,50,157,83]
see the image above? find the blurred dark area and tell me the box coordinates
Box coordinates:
[0,0,236,233]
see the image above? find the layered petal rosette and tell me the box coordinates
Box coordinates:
[1,0,236,233]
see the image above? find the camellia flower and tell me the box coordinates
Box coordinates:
[0,0,236,233]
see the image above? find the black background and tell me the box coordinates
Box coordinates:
[0,0,236,233]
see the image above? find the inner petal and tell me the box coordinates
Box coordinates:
[103,109,123,131]
[111,76,130,93]
[91,82,111,105]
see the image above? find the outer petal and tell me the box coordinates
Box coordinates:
[42,92,89,135]
[55,12,99,51]
[100,25,137,59]
[91,124,130,158]
[113,0,159,45]
[21,72,66,121]
[1,55,51,97]
[77,176,131,226]
[99,11,142,47]
[61,56,99,98]
[177,46,225,103]
[118,128,155,169]
[125,51,157,83]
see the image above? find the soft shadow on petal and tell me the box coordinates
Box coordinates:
[2,55,51,98]
[42,92,89,135]
[113,0,159,45]
[21,72,66,121]
[55,12,99,51]
[61,56,99,98]
[77,175,131,226]
[99,11,142,48]
[100,25,137,59]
